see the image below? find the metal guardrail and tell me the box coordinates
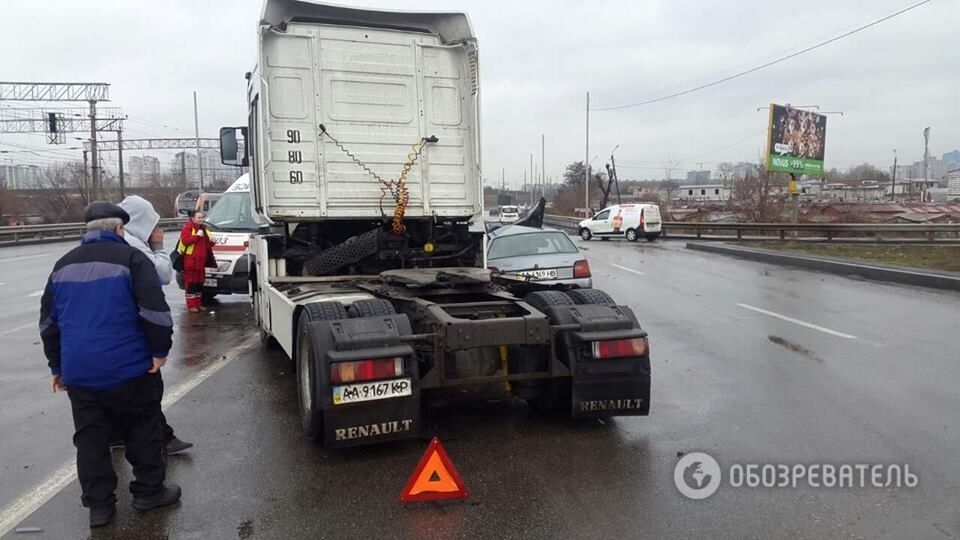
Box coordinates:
[0,218,185,246]
[543,214,960,241]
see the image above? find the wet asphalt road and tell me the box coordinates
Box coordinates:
[2,236,959,539]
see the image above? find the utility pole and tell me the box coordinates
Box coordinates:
[82,149,90,203]
[117,128,125,198]
[891,149,897,201]
[180,152,187,186]
[584,92,590,216]
[89,100,99,199]
[611,145,621,205]
[529,153,534,204]
[922,127,930,202]
[541,133,545,198]
[194,91,204,192]
[533,163,539,202]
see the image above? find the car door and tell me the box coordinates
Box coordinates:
[590,208,613,234]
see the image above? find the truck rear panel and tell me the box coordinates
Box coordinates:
[254,21,480,221]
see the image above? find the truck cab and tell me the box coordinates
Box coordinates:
[218,0,651,449]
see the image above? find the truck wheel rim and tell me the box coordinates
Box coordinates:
[299,332,312,412]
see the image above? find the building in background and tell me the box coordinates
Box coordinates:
[685,170,711,183]
[942,150,960,165]
[896,157,949,183]
[0,164,40,189]
[127,156,161,187]
[672,184,730,202]
[171,149,240,191]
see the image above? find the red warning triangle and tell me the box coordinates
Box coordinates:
[399,437,468,502]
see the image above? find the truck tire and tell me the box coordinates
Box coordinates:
[625,228,639,242]
[565,288,615,306]
[523,291,574,413]
[347,298,396,318]
[202,291,217,303]
[523,290,574,312]
[295,302,346,442]
[645,233,660,241]
[579,228,592,241]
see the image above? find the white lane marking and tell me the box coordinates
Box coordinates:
[0,282,6,286]
[27,291,44,298]
[736,303,857,339]
[0,335,258,536]
[611,263,644,276]
[0,322,37,337]
[0,254,53,264]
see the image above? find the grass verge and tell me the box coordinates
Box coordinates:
[752,242,960,273]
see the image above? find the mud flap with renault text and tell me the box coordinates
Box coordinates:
[305,314,421,448]
[541,303,651,418]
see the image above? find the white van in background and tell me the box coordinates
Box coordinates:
[176,174,262,300]
[578,203,662,242]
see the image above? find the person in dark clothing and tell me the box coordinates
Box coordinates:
[40,202,182,528]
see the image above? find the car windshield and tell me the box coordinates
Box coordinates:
[501,206,518,214]
[488,231,579,259]
[203,192,261,231]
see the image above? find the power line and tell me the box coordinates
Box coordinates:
[617,130,765,167]
[127,115,193,136]
[592,0,930,111]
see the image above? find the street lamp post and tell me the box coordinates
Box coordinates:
[584,92,590,217]
[891,149,897,201]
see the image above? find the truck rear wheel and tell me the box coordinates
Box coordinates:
[296,302,346,442]
[347,298,396,318]
[625,228,639,242]
[523,290,574,312]
[565,288,615,306]
[523,291,574,413]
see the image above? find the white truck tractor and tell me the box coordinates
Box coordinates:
[219,0,652,448]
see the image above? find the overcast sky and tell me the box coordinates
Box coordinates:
[1,0,957,186]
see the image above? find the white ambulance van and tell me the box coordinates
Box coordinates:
[176,174,262,300]
[577,203,662,242]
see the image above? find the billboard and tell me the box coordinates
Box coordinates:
[765,104,827,176]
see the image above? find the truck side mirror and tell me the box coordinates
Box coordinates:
[220,127,249,167]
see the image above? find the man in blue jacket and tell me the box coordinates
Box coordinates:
[40,202,181,528]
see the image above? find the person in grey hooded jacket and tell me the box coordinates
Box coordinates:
[118,196,173,285]
[117,196,194,455]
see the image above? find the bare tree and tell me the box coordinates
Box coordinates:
[594,165,616,209]
[661,156,681,183]
[0,186,26,224]
[716,162,734,188]
[33,162,89,222]
[728,151,788,222]
[144,173,188,218]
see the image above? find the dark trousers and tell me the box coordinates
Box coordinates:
[67,372,166,508]
[112,414,174,443]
